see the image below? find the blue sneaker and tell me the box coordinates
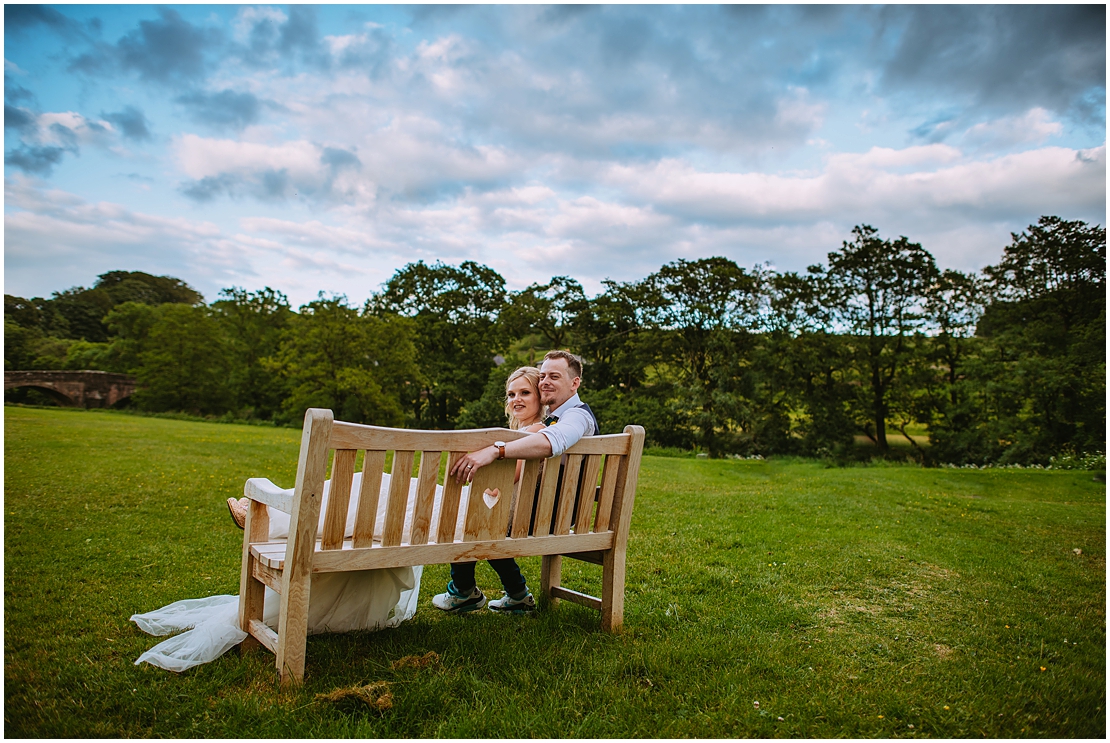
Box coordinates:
[488,590,536,614]
[432,581,487,614]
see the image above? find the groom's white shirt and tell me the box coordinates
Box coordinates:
[539,392,595,457]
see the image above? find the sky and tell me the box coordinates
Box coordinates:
[4,3,1106,307]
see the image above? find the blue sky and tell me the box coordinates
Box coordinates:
[4,4,1105,306]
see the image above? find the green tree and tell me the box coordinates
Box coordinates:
[812,226,939,451]
[970,216,1106,463]
[133,304,231,415]
[211,287,293,420]
[102,302,161,373]
[500,276,589,351]
[273,295,419,427]
[369,261,506,428]
[636,257,764,457]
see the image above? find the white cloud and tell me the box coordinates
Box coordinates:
[598,143,1105,228]
[963,107,1064,148]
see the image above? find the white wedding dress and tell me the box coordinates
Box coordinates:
[132,472,469,672]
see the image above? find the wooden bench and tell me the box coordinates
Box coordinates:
[238,408,645,685]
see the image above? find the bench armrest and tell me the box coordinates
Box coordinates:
[244,477,294,514]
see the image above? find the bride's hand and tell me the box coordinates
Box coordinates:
[449,445,498,484]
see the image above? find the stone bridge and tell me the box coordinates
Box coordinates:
[4,370,137,408]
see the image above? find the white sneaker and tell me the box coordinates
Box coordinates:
[431,582,487,614]
[488,591,536,614]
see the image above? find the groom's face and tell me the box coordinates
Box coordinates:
[539,357,580,409]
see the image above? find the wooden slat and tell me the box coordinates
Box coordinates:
[330,423,530,452]
[532,458,560,537]
[510,458,543,539]
[248,619,279,655]
[562,435,633,455]
[594,454,621,532]
[321,449,356,550]
[462,458,517,542]
[244,478,293,514]
[351,449,386,549]
[330,421,632,456]
[250,531,615,572]
[381,450,415,547]
[409,451,441,546]
[574,454,603,533]
[550,585,602,611]
[252,559,283,593]
[435,452,466,544]
[553,454,584,536]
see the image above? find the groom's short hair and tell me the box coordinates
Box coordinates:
[543,350,583,380]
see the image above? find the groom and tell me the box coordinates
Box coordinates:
[434,350,599,614]
[449,349,599,481]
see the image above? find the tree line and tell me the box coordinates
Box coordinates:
[5,216,1104,466]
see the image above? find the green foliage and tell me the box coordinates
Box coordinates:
[4,408,1105,738]
[455,361,517,430]
[272,295,419,427]
[133,304,231,415]
[370,260,506,428]
[812,225,939,450]
[211,287,293,420]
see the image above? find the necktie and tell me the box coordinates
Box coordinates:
[544,415,559,426]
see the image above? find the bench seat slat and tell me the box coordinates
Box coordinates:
[253,560,284,593]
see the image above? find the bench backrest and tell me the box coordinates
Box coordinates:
[283,408,645,555]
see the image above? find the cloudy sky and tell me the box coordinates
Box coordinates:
[4,4,1105,306]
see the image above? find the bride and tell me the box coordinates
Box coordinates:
[132,366,546,672]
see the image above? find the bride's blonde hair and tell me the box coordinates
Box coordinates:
[504,366,544,430]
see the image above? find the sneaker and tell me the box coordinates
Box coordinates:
[432,581,487,614]
[488,590,536,614]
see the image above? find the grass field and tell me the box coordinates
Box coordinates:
[4,406,1105,737]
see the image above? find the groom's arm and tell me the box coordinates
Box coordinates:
[449,432,553,482]
[449,410,593,483]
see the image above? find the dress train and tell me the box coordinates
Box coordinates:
[132,473,466,672]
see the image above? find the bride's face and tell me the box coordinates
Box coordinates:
[506,377,541,425]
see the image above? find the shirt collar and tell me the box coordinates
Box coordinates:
[548,392,582,420]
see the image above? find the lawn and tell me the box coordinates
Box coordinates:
[4,406,1105,737]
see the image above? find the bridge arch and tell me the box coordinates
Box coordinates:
[4,371,137,409]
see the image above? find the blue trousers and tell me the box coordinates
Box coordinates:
[450,559,528,599]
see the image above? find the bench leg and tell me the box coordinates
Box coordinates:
[540,554,562,607]
[238,555,265,653]
[275,570,312,686]
[238,502,269,652]
[601,548,626,632]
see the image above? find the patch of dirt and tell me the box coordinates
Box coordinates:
[934,643,953,659]
[390,650,440,671]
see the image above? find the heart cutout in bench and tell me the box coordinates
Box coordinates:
[482,488,500,509]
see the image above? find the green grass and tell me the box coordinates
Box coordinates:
[5,406,1105,737]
